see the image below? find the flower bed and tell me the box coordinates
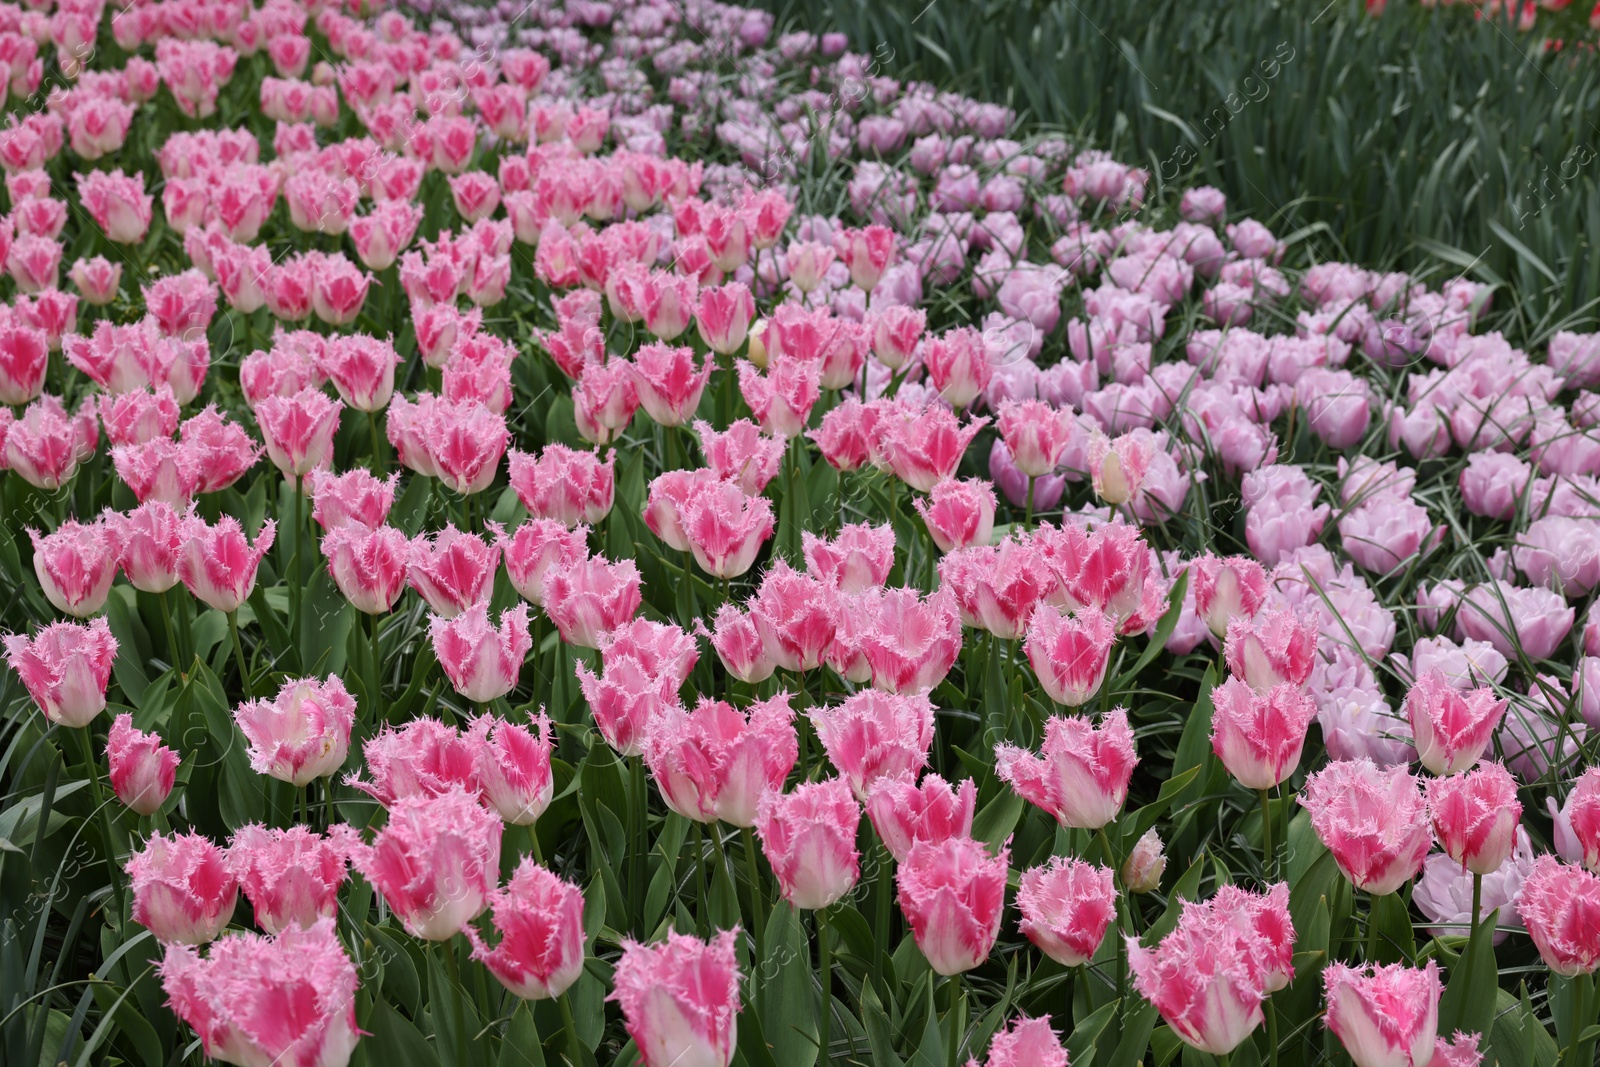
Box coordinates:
[3,1,1600,1067]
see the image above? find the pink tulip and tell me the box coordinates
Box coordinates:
[467,858,585,1000]
[318,333,399,412]
[348,718,483,808]
[354,786,501,940]
[128,831,238,944]
[1016,857,1117,969]
[308,469,397,531]
[834,224,895,290]
[694,418,785,494]
[1431,1033,1485,1067]
[503,520,589,607]
[229,824,355,934]
[429,603,531,703]
[158,917,359,1067]
[1559,767,1600,873]
[1025,605,1116,707]
[1301,759,1431,895]
[996,708,1137,829]
[234,676,355,787]
[106,712,178,815]
[577,654,674,758]
[610,930,740,1067]
[643,695,797,827]
[544,554,642,649]
[5,396,86,489]
[1519,855,1600,975]
[255,387,342,478]
[1122,828,1167,892]
[1209,678,1317,789]
[24,527,111,626]
[573,360,640,446]
[738,352,820,437]
[407,524,500,618]
[695,281,754,354]
[1427,763,1521,876]
[924,326,992,408]
[77,169,153,243]
[1324,961,1441,1067]
[914,478,996,554]
[808,398,875,472]
[98,388,179,448]
[755,776,862,909]
[477,714,555,825]
[864,773,976,863]
[4,617,117,727]
[180,408,261,493]
[880,404,988,492]
[810,690,936,799]
[421,396,509,495]
[1191,554,1268,638]
[1087,431,1155,507]
[968,1016,1069,1067]
[1127,903,1267,1056]
[862,587,963,694]
[111,438,202,505]
[679,479,775,579]
[179,515,275,613]
[320,523,408,615]
[0,317,46,405]
[508,444,615,528]
[630,342,711,427]
[1404,671,1507,776]
[750,559,839,671]
[996,400,1074,478]
[802,522,895,593]
[105,502,182,594]
[69,255,121,305]
[937,538,1046,642]
[897,836,1009,975]
[705,603,778,685]
[1224,609,1318,691]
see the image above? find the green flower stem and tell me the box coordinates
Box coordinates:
[1259,787,1275,881]
[817,906,832,1066]
[227,610,252,698]
[76,725,124,922]
[558,991,585,1066]
[742,825,766,959]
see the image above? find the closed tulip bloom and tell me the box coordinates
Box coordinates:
[924,326,992,408]
[508,445,616,530]
[755,776,861,909]
[234,676,356,787]
[434,398,511,495]
[1324,961,1441,1067]
[1191,554,1269,638]
[128,831,238,944]
[159,918,359,1067]
[811,690,936,800]
[1427,763,1521,876]
[573,361,640,446]
[4,618,118,727]
[705,603,777,685]
[430,603,531,703]
[503,520,589,607]
[680,479,775,579]
[694,418,786,495]
[98,388,179,448]
[1559,767,1600,873]
[631,342,711,426]
[1088,430,1157,507]
[468,858,586,1000]
[969,1016,1069,1067]
[179,515,275,613]
[750,559,839,672]
[915,478,996,554]
[477,714,555,825]
[1127,907,1266,1056]
[1025,605,1116,707]
[610,929,741,1067]
[995,400,1073,478]
[695,281,754,354]
[643,695,797,827]
[5,396,86,489]
[1224,609,1318,691]
[544,554,642,648]
[577,653,673,758]
[996,709,1138,829]
[881,405,989,492]
[354,786,502,940]
[180,408,261,494]
[29,521,116,617]
[319,333,400,412]
[106,712,178,815]
[407,523,500,618]
[864,772,976,863]
[1209,678,1318,789]
[1404,671,1507,776]
[229,824,355,934]
[808,398,875,472]
[859,587,963,694]
[897,836,1009,975]
[255,387,342,478]
[1015,856,1117,967]
[320,522,408,614]
[737,353,821,438]
[0,317,47,404]
[1300,759,1431,895]
[1122,828,1167,892]
[802,522,895,593]
[347,718,484,807]
[1518,855,1600,975]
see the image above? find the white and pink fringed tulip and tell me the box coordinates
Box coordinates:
[467,858,586,1001]
[5,617,117,727]
[896,835,1009,976]
[106,713,178,815]
[228,824,356,935]
[995,709,1137,829]
[179,515,275,613]
[429,603,531,703]
[127,831,238,944]
[476,713,556,825]
[1016,857,1117,967]
[1300,759,1431,895]
[754,776,862,910]
[1403,670,1507,776]
[1323,961,1441,1067]
[1024,605,1116,708]
[233,676,356,787]
[1426,763,1521,876]
[642,695,798,827]
[610,929,741,1067]
[353,786,501,940]
[1209,677,1318,790]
